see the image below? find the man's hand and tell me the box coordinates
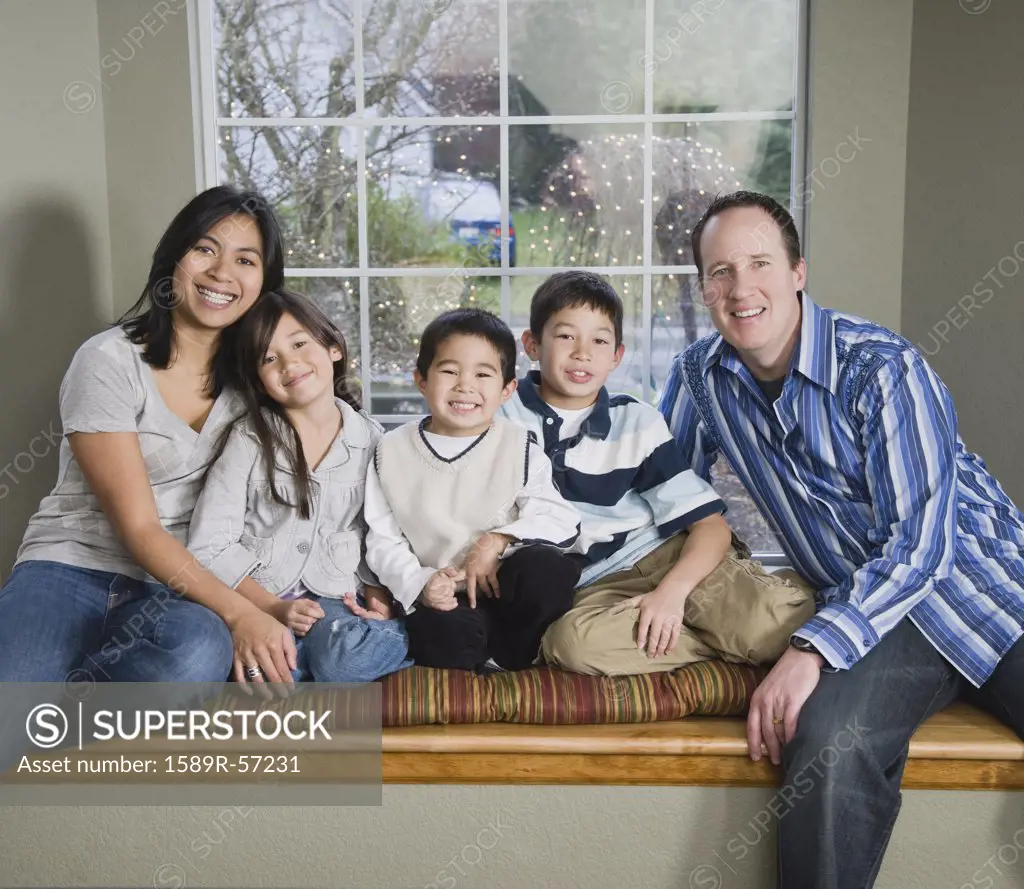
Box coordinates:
[624,581,691,659]
[421,567,464,611]
[343,586,394,621]
[747,645,824,765]
[270,597,325,637]
[464,532,513,608]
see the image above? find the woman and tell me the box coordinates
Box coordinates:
[0,185,299,689]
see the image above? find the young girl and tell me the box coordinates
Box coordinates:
[188,290,411,683]
[0,185,289,686]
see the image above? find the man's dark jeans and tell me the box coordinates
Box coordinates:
[779,618,1024,889]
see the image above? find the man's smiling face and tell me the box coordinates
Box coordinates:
[698,205,807,377]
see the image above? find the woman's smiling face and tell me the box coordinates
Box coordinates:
[171,213,266,331]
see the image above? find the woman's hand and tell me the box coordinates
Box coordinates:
[229,607,298,697]
[270,598,325,636]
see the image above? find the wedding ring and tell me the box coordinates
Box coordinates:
[244,665,262,681]
[772,717,783,725]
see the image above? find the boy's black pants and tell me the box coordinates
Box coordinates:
[404,545,581,671]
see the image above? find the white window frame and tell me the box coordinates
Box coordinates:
[189,0,809,563]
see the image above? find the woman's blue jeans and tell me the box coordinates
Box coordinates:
[0,559,233,683]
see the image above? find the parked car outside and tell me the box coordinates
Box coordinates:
[423,175,516,266]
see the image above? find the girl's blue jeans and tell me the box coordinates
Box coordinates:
[291,592,411,683]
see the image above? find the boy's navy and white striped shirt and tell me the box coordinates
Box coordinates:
[660,292,1024,687]
[500,371,725,587]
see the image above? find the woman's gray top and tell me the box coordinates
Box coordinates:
[16,327,241,580]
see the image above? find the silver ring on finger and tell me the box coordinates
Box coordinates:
[244,664,262,681]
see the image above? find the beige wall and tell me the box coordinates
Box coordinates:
[1,1,1022,888]
[0,0,197,579]
[0,784,1019,889]
[802,0,914,332]
[0,0,113,579]
[97,0,197,317]
[900,0,1024,503]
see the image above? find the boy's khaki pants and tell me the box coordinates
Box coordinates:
[540,531,816,676]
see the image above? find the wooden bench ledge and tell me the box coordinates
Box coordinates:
[383,702,1022,761]
[382,702,1024,790]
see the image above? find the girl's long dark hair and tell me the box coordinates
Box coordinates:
[118,185,285,398]
[234,289,363,519]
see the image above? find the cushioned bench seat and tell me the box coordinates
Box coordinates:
[375,663,1024,789]
[15,663,1023,792]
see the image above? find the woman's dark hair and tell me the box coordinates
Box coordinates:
[233,289,361,520]
[416,308,517,386]
[690,190,802,279]
[118,185,284,397]
[529,270,624,347]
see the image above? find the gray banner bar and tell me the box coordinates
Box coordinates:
[0,681,382,806]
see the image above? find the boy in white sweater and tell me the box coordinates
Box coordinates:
[363,308,582,671]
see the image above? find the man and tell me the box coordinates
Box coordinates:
[660,190,1024,889]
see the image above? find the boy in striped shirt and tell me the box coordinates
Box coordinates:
[500,270,814,676]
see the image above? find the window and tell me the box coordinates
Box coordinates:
[198,0,805,554]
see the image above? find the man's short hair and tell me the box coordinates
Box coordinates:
[691,190,803,279]
[529,270,624,347]
[416,308,517,385]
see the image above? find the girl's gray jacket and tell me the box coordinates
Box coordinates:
[188,399,382,598]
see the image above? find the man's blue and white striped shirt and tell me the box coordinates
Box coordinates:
[661,293,1024,686]
[501,372,725,587]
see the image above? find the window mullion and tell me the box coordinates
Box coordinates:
[354,0,371,410]
[641,0,655,405]
[499,0,511,322]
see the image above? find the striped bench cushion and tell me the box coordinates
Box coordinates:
[208,662,763,728]
[380,661,764,726]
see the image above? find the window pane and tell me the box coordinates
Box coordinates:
[648,274,780,552]
[211,0,804,557]
[369,274,501,416]
[214,0,357,119]
[511,125,645,268]
[363,0,499,117]
[510,275,642,399]
[368,125,502,268]
[509,0,645,117]
[713,462,783,553]
[286,276,363,397]
[649,274,714,400]
[652,0,798,114]
[652,120,794,222]
[219,126,358,267]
